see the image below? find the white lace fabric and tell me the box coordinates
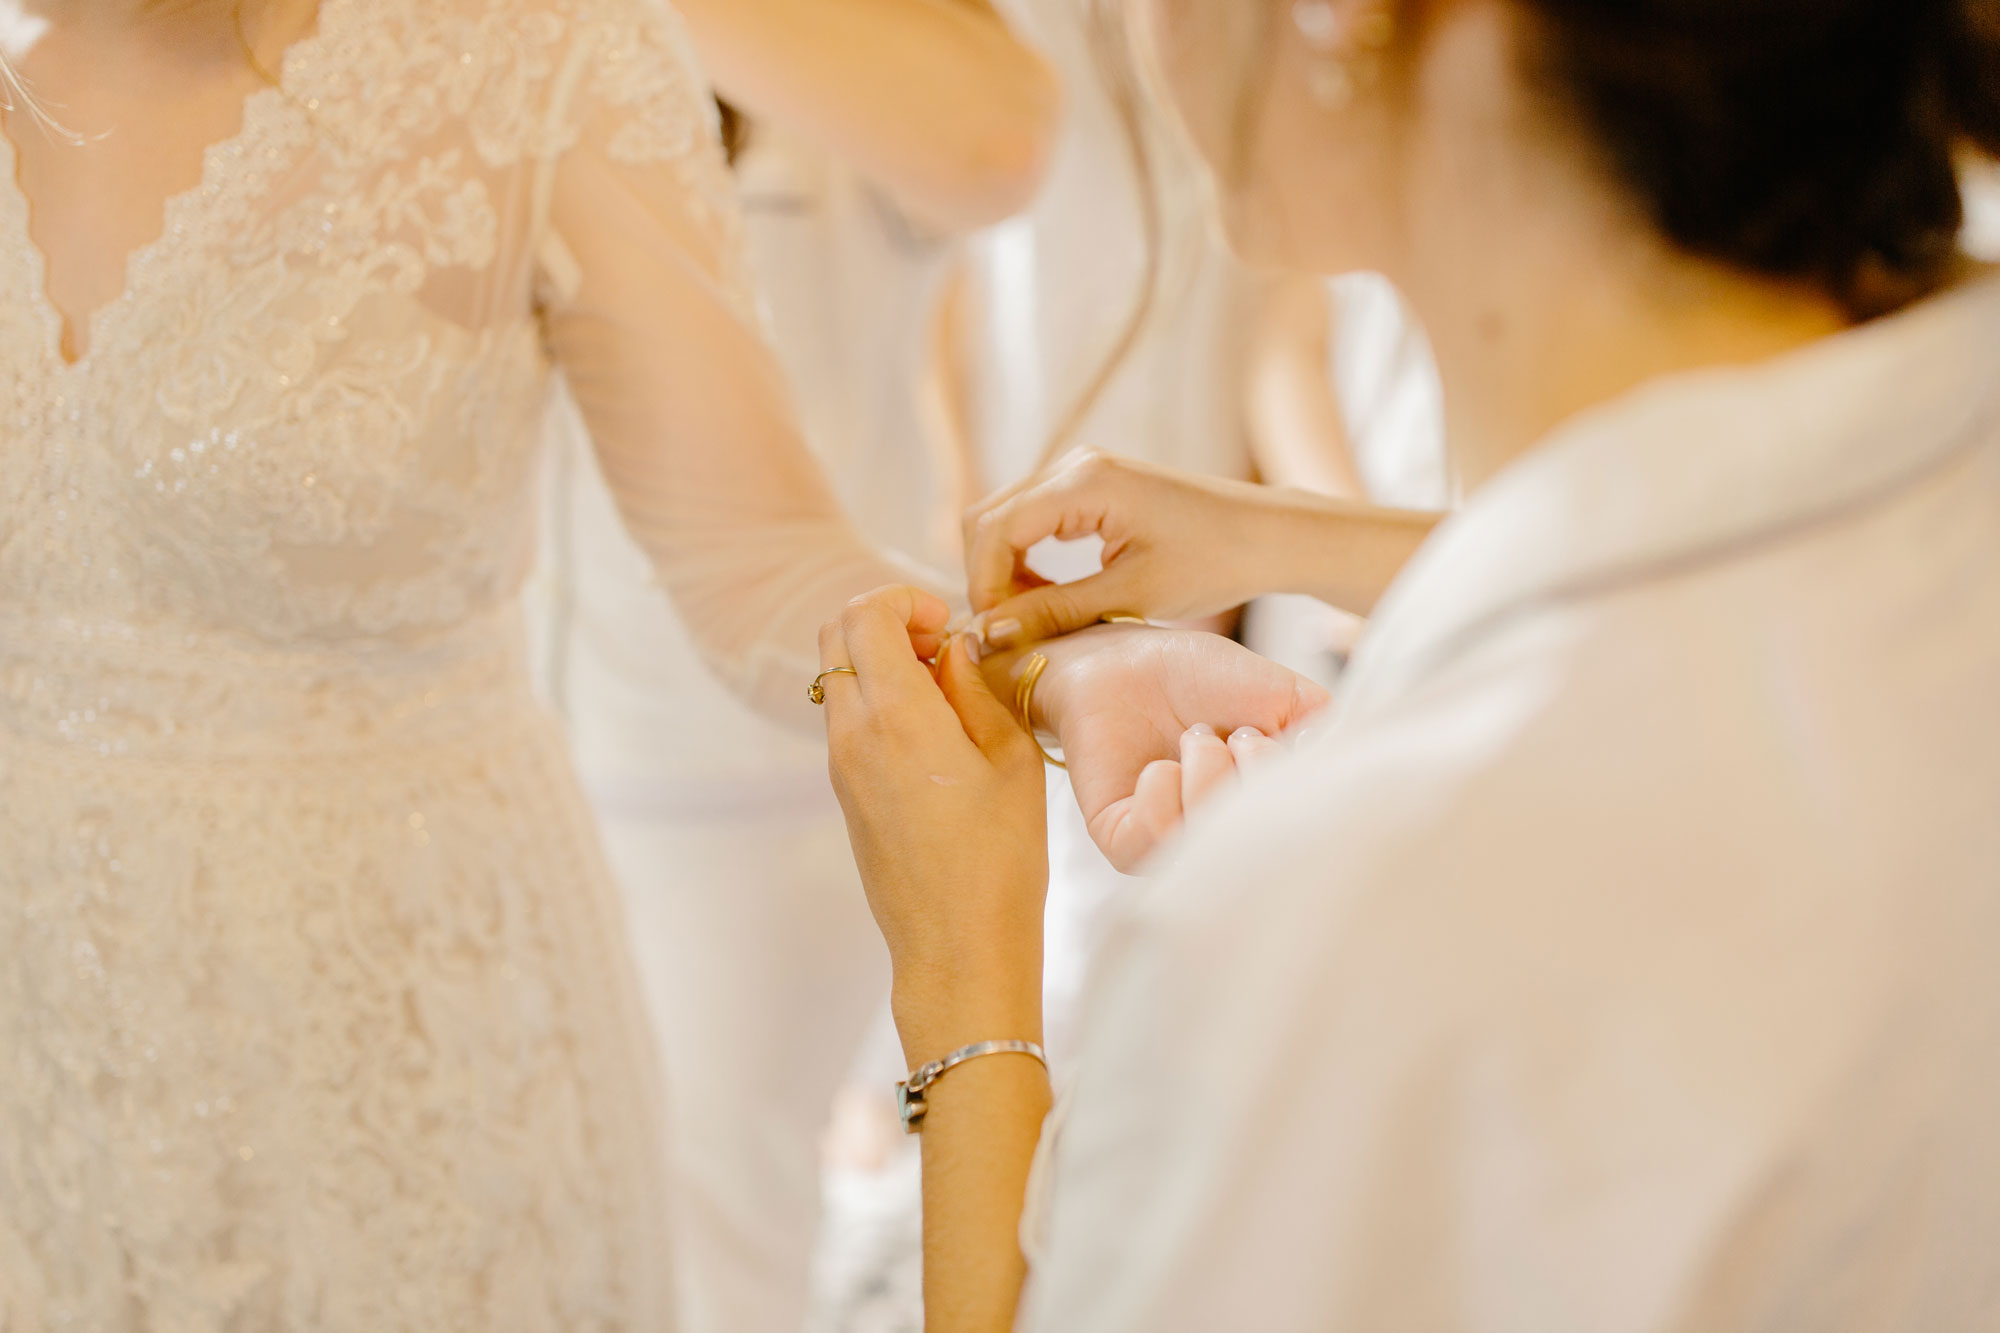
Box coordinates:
[0,0,920,1325]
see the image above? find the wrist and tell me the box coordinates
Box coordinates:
[977,640,1058,734]
[1254,489,1437,615]
[892,963,1044,1072]
[988,622,1128,738]
[1236,487,1342,598]
[1209,484,1307,609]
[894,1008,1045,1074]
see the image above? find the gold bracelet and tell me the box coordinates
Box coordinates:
[1014,652,1066,770]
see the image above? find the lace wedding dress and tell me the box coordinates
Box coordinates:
[0,0,915,1326]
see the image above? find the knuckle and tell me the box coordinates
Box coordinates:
[1037,584,1087,630]
[1070,449,1113,483]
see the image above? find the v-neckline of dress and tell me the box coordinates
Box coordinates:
[0,0,354,378]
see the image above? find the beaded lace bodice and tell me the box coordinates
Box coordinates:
[0,0,911,1326]
[0,0,905,726]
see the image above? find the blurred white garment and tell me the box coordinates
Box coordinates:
[1327,271,1450,511]
[1022,273,2000,1330]
[805,1137,924,1333]
[963,29,1248,489]
[533,121,958,1333]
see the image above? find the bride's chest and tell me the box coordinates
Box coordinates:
[0,126,555,529]
[0,155,556,640]
[0,0,598,631]
[0,257,553,541]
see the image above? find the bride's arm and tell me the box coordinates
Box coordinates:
[534,2,952,728]
[676,0,1060,232]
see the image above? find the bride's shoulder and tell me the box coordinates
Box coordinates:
[343,0,701,76]
[470,0,716,121]
[323,0,715,162]
[453,0,704,56]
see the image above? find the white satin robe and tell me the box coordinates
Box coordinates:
[1019,272,2000,1331]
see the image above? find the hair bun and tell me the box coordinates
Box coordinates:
[1948,0,2000,151]
[1530,0,2000,315]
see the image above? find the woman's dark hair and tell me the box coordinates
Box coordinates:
[1524,0,2000,314]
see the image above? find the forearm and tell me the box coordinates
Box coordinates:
[917,1059,1052,1332]
[819,587,1057,1331]
[896,976,1052,1333]
[677,0,1059,231]
[1231,487,1440,617]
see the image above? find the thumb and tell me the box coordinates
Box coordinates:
[977,570,1130,651]
[938,633,1036,763]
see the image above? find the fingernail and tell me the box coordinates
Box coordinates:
[1187,723,1218,739]
[961,631,982,665]
[1230,727,1265,744]
[985,617,1022,647]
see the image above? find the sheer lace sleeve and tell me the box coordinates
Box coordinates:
[533,0,948,725]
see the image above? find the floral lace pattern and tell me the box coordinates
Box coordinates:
[0,0,749,1325]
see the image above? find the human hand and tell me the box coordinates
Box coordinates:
[964,451,1441,645]
[1003,624,1329,872]
[963,451,1286,648]
[818,586,1049,1065]
[1115,721,1285,864]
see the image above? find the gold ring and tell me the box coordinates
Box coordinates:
[1014,652,1065,769]
[1099,612,1148,626]
[809,666,858,705]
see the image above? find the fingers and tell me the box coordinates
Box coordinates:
[937,633,1039,766]
[1008,549,1053,598]
[960,448,1086,575]
[819,585,952,668]
[1180,724,1281,819]
[819,588,963,757]
[1088,725,1283,874]
[964,451,1119,614]
[835,586,955,705]
[1227,726,1281,769]
[1286,678,1334,731]
[1091,757,1185,874]
[814,624,868,766]
[1227,674,1328,742]
[1173,725,1275,839]
[1178,724,1236,811]
[974,570,1132,651]
[1130,757,1184,836]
